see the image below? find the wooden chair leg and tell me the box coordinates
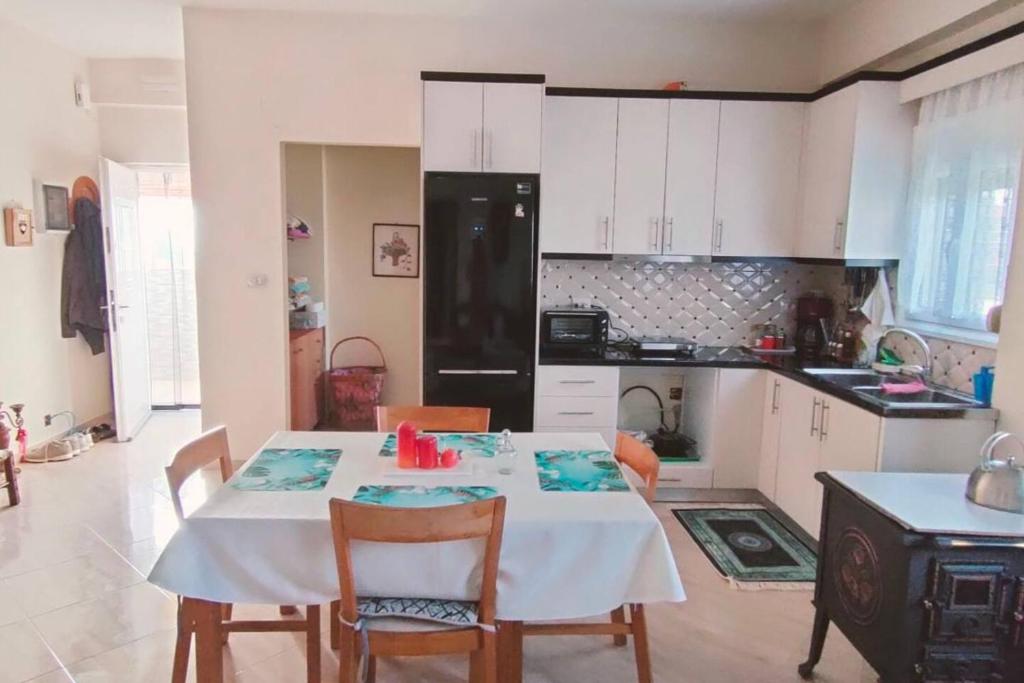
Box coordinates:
[330,600,340,650]
[172,598,193,683]
[610,606,628,646]
[221,603,233,645]
[629,604,653,683]
[496,621,523,683]
[191,598,225,683]
[366,655,377,683]
[480,631,498,683]
[338,628,359,683]
[305,604,321,683]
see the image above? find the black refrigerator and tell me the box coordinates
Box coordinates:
[423,172,539,431]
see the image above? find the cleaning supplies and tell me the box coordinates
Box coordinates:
[881,380,928,395]
[973,366,995,407]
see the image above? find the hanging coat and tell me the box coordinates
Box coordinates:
[61,197,107,354]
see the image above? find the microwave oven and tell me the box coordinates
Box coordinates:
[540,306,609,357]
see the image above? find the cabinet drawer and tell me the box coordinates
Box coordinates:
[537,366,619,397]
[535,395,618,427]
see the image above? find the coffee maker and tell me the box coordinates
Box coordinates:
[795,292,834,360]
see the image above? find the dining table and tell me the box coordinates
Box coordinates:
[148,430,686,682]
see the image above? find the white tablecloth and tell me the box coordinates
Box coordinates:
[148,431,685,621]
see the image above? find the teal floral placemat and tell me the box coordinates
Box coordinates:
[378,433,498,458]
[353,485,499,507]
[231,448,341,491]
[534,450,629,493]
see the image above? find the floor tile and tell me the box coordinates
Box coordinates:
[0,620,63,683]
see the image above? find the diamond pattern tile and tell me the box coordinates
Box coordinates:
[883,332,997,393]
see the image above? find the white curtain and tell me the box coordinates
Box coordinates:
[900,62,1024,332]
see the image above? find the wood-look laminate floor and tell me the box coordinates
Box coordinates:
[0,411,874,682]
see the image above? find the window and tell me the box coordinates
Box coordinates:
[899,63,1024,338]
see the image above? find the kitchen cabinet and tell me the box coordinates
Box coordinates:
[797,81,914,260]
[289,328,324,431]
[540,97,618,254]
[663,100,720,256]
[757,375,783,500]
[422,80,543,173]
[534,365,620,449]
[611,99,669,254]
[712,100,804,257]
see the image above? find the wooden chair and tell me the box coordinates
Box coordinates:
[166,426,324,683]
[329,497,507,683]
[0,448,19,507]
[520,432,659,683]
[375,406,490,432]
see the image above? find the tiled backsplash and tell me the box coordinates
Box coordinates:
[540,259,843,346]
[540,257,997,393]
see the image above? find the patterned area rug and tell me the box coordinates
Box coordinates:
[672,507,816,590]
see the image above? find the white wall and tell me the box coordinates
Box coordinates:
[0,18,111,443]
[89,59,189,165]
[183,8,823,457]
[323,145,421,407]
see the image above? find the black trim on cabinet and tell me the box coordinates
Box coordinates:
[545,86,811,102]
[710,255,899,267]
[541,252,614,261]
[900,19,1024,79]
[421,71,546,84]
[812,70,903,99]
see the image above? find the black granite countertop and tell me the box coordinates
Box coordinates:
[538,345,996,420]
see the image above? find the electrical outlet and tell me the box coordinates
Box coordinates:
[669,387,682,401]
[44,414,52,426]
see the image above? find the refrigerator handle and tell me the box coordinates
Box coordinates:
[471,130,479,168]
[437,369,519,375]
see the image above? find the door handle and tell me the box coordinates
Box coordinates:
[810,397,820,436]
[437,369,519,375]
[558,411,595,416]
[471,129,479,168]
[665,217,674,252]
[601,216,610,250]
[558,380,596,384]
[650,218,660,252]
[819,401,831,442]
[714,219,724,253]
[771,380,780,415]
[833,219,845,252]
[486,129,494,170]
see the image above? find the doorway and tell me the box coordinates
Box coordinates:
[136,167,201,408]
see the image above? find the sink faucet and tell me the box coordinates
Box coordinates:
[878,327,932,380]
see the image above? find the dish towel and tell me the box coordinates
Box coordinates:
[859,269,896,363]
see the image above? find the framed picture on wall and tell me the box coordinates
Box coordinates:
[372,223,419,278]
[41,185,71,231]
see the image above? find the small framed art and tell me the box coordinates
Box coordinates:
[42,185,71,231]
[372,223,419,278]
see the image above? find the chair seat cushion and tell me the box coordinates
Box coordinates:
[357,597,479,630]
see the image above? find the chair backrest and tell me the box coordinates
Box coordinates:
[165,426,234,520]
[615,432,660,504]
[376,406,491,433]
[329,497,507,626]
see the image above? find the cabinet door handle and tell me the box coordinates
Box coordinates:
[486,129,494,170]
[810,397,820,436]
[558,411,595,416]
[601,216,610,250]
[771,380,780,415]
[471,130,479,168]
[833,219,845,252]
[714,219,724,253]
[558,380,596,385]
[650,218,660,251]
[820,401,831,442]
[665,217,674,252]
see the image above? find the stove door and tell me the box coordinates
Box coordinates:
[927,562,1011,644]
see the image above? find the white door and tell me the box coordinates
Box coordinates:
[422,81,483,172]
[819,398,881,472]
[612,98,669,255]
[663,99,720,256]
[482,83,543,173]
[100,158,152,441]
[540,96,618,254]
[774,379,823,538]
[713,101,804,257]
[757,375,784,500]
[797,86,857,259]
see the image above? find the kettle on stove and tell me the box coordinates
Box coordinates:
[966,431,1024,514]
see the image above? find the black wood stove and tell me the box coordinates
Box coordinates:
[800,472,1024,682]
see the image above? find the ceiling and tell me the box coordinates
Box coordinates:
[1,0,854,59]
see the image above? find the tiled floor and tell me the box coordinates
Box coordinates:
[0,411,873,682]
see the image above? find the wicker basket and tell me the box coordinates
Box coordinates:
[327,336,387,430]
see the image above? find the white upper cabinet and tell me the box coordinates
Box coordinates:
[797,81,915,260]
[422,80,543,173]
[482,83,543,173]
[663,99,720,256]
[540,96,618,254]
[612,99,670,254]
[713,100,804,258]
[422,81,484,172]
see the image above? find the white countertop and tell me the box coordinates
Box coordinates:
[828,471,1024,537]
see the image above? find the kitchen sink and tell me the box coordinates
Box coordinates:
[802,368,985,409]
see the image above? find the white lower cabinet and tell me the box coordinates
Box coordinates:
[758,376,783,500]
[535,366,619,450]
[768,376,880,540]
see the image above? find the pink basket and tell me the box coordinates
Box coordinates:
[327,336,387,430]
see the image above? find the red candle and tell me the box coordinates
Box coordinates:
[397,421,418,469]
[416,435,438,469]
